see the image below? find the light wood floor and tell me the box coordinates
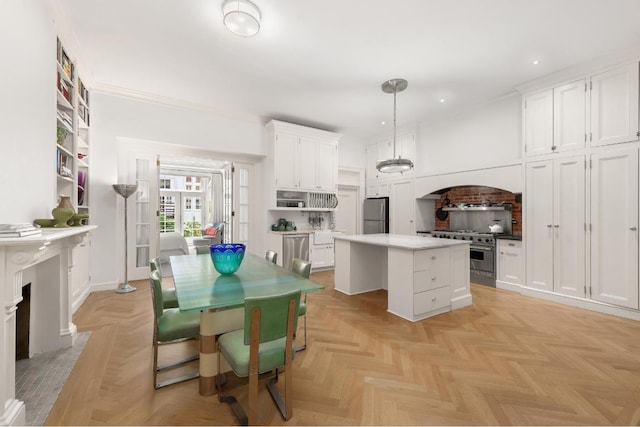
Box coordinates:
[46,271,640,425]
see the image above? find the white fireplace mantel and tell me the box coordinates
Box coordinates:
[0,226,96,426]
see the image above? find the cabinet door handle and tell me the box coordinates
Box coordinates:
[500,251,504,255]
[554,224,559,228]
[546,224,553,228]
[431,276,436,281]
[431,255,436,260]
[631,226,638,231]
[431,296,437,301]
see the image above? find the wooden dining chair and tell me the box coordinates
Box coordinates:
[290,258,311,351]
[149,270,200,389]
[149,257,179,309]
[265,250,278,264]
[217,289,301,425]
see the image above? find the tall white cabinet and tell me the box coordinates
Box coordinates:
[525,156,586,297]
[521,60,640,319]
[590,148,639,309]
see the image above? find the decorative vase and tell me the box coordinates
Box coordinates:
[52,195,75,228]
[210,243,246,275]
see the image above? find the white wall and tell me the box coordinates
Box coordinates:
[0,1,55,223]
[416,93,522,175]
[90,93,363,286]
[90,93,265,286]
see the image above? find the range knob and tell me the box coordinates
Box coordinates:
[485,238,491,243]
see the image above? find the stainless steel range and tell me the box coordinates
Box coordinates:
[431,230,496,287]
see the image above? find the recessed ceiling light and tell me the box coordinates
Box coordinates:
[532,60,540,65]
[440,98,445,103]
[381,121,386,125]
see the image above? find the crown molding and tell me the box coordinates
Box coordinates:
[92,82,264,125]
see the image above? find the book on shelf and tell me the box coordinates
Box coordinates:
[0,223,36,231]
[0,229,42,238]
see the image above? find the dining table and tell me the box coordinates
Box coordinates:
[171,252,324,396]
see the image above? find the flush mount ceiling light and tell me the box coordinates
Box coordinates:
[376,78,414,174]
[222,0,261,37]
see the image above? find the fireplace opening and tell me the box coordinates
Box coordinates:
[16,283,31,360]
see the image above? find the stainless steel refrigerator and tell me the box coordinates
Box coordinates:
[363,197,389,234]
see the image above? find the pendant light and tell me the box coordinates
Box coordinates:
[222,0,261,37]
[376,78,414,173]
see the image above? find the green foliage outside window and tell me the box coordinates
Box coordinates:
[159,213,175,233]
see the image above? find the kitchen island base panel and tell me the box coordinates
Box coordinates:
[334,234,472,322]
[334,240,387,295]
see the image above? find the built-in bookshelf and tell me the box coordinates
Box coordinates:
[55,37,90,218]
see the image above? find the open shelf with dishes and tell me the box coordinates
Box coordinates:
[275,190,338,211]
[55,37,90,220]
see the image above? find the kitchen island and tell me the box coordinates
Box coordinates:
[334,234,471,322]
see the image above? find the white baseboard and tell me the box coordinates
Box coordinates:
[496,280,640,321]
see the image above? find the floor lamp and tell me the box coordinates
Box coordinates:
[113,184,138,294]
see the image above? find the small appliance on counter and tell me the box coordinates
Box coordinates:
[271,218,296,231]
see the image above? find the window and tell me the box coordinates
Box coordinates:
[195,198,201,210]
[185,198,192,210]
[159,178,171,189]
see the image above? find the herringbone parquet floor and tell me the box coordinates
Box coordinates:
[46,270,640,425]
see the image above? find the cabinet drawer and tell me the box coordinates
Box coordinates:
[414,287,450,316]
[414,248,448,271]
[414,269,449,293]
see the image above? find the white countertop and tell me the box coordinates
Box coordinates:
[268,229,345,235]
[334,233,470,250]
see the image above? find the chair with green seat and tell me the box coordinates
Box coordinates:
[265,250,277,264]
[149,270,200,389]
[149,257,179,309]
[290,258,311,352]
[217,289,301,426]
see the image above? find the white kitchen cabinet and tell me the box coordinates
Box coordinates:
[590,63,639,147]
[554,79,587,153]
[266,120,341,209]
[590,148,638,309]
[497,239,523,286]
[273,132,299,190]
[366,180,390,198]
[524,89,553,156]
[525,156,586,297]
[299,137,338,192]
[524,79,587,156]
[310,244,334,269]
[390,179,414,235]
[310,231,343,270]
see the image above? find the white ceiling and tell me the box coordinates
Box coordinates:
[58,0,640,139]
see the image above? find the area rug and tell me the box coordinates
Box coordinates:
[15,331,91,426]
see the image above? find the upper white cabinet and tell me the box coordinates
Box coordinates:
[554,79,587,153]
[273,132,299,190]
[590,148,638,309]
[524,89,554,156]
[525,156,586,297]
[524,79,586,156]
[299,137,338,191]
[524,62,640,156]
[266,120,341,209]
[590,63,640,147]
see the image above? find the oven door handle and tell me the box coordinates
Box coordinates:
[470,245,493,251]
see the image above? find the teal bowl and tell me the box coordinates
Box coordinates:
[210,243,246,275]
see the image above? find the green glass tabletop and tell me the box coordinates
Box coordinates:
[171,252,324,312]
